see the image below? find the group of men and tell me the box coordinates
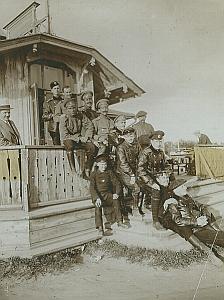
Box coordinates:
[41,81,173,234]
[0,81,223,264]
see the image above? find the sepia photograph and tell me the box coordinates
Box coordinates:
[0,0,224,299]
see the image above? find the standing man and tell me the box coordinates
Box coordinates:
[42,81,63,145]
[137,130,173,230]
[81,91,98,121]
[116,127,141,226]
[90,154,124,236]
[132,111,154,148]
[59,98,96,176]
[0,104,21,146]
[92,99,114,155]
[194,131,212,144]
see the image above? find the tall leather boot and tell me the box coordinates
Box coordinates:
[67,151,76,173]
[188,234,223,266]
[151,198,165,230]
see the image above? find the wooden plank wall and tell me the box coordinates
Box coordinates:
[0,149,22,207]
[29,207,95,246]
[0,51,31,145]
[28,148,90,208]
[195,146,224,179]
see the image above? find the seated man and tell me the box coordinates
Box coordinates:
[161,180,224,264]
[92,99,114,155]
[42,81,63,145]
[194,130,212,145]
[81,91,98,121]
[90,154,124,236]
[116,127,141,226]
[0,104,21,146]
[137,130,174,230]
[59,98,96,176]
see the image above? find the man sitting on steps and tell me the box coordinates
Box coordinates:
[59,98,96,177]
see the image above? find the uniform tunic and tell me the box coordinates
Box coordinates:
[161,195,224,247]
[42,96,63,133]
[90,169,122,228]
[92,114,115,144]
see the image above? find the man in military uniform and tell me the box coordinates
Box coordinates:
[132,110,154,148]
[42,81,63,145]
[116,127,141,226]
[90,154,124,236]
[109,115,126,148]
[137,130,173,230]
[81,91,98,121]
[59,98,96,175]
[92,99,114,155]
[0,104,22,146]
[55,86,74,121]
[161,180,224,265]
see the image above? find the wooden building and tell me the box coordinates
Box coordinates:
[0,3,144,257]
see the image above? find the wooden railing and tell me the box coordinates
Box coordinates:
[0,146,89,210]
[194,145,224,180]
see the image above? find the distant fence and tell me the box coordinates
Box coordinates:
[0,146,89,210]
[194,145,224,180]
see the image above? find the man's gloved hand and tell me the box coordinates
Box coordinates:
[130,176,136,185]
[80,136,88,143]
[196,215,208,227]
[95,198,102,208]
[157,174,169,187]
[113,194,119,200]
[152,183,160,190]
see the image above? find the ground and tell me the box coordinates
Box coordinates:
[1,251,224,300]
[1,211,224,300]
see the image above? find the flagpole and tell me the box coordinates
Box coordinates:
[46,0,51,34]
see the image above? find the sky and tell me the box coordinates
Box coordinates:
[1,0,224,142]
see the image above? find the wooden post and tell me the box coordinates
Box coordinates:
[20,148,29,212]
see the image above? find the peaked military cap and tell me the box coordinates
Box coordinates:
[149,130,165,140]
[81,90,93,100]
[95,154,109,163]
[50,81,60,89]
[63,97,77,109]
[96,99,109,109]
[136,110,147,118]
[122,127,135,135]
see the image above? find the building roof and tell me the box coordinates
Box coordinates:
[0,33,145,98]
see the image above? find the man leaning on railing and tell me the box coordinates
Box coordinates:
[0,104,22,146]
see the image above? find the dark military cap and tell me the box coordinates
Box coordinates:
[63,97,77,109]
[136,110,147,118]
[81,90,93,100]
[149,130,165,140]
[122,127,135,135]
[96,99,109,110]
[95,154,109,163]
[50,81,60,89]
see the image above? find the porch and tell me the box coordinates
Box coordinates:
[0,146,98,258]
